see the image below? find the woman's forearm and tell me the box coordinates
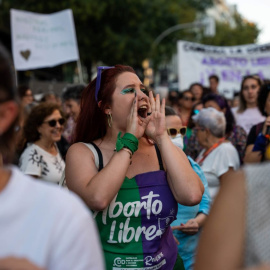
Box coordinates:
[156,135,204,205]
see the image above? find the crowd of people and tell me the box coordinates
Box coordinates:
[1,39,270,270]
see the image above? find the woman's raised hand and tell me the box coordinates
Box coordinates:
[126,94,150,139]
[145,91,167,142]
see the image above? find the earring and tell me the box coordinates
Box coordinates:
[107,113,113,128]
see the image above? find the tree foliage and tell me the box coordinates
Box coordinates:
[200,13,260,46]
[0,0,213,78]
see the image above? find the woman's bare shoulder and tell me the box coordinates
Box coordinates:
[66,142,96,161]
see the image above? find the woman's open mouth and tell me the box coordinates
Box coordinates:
[138,105,148,118]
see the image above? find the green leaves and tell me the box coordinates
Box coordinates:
[0,0,221,78]
[201,13,260,46]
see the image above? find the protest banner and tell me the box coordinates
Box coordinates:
[178,40,270,98]
[11,9,79,71]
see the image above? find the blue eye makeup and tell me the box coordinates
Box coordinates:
[120,88,135,95]
[120,87,148,95]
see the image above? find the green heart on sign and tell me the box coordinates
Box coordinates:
[20,50,31,60]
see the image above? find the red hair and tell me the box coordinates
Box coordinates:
[73,65,135,143]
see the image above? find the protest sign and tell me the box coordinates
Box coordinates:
[178,40,270,98]
[11,9,79,70]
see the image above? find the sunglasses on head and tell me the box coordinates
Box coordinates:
[167,127,187,138]
[95,66,115,102]
[43,118,65,127]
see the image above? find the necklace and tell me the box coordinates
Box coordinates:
[196,137,226,166]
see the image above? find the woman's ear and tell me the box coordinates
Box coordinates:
[37,126,42,135]
[205,128,211,137]
[0,101,18,135]
[98,100,111,115]
[104,105,111,115]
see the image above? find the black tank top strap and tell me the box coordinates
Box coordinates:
[89,142,104,171]
[154,144,164,171]
[88,142,163,171]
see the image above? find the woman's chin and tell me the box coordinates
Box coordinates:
[52,135,62,142]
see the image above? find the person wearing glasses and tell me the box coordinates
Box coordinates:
[178,90,195,127]
[18,85,34,108]
[232,75,265,134]
[65,65,204,270]
[208,74,219,94]
[19,103,65,184]
[189,83,208,105]
[193,107,240,201]
[165,106,211,270]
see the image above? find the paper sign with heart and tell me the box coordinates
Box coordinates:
[20,50,31,60]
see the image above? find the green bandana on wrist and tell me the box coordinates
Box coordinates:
[116,132,138,154]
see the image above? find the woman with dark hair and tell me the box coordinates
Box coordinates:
[19,103,65,184]
[65,65,204,270]
[178,90,195,126]
[232,75,265,134]
[244,83,270,163]
[202,93,247,163]
[189,83,204,104]
[18,85,33,107]
[0,43,105,270]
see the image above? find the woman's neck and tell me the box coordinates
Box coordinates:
[179,107,191,114]
[35,139,56,154]
[204,136,223,151]
[246,102,257,109]
[100,128,121,149]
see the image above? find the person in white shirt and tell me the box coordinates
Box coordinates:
[193,107,240,201]
[0,42,105,270]
[19,103,66,184]
[232,75,265,134]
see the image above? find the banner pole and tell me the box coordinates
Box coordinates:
[14,69,18,87]
[77,59,83,84]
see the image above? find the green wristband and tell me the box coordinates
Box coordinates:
[116,132,138,154]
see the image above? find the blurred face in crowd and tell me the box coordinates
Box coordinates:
[190,85,203,102]
[181,92,194,110]
[195,125,207,148]
[37,110,64,143]
[209,78,218,93]
[22,89,33,106]
[64,99,81,121]
[242,78,260,107]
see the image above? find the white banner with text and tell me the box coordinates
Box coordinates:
[11,9,79,70]
[178,40,270,98]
